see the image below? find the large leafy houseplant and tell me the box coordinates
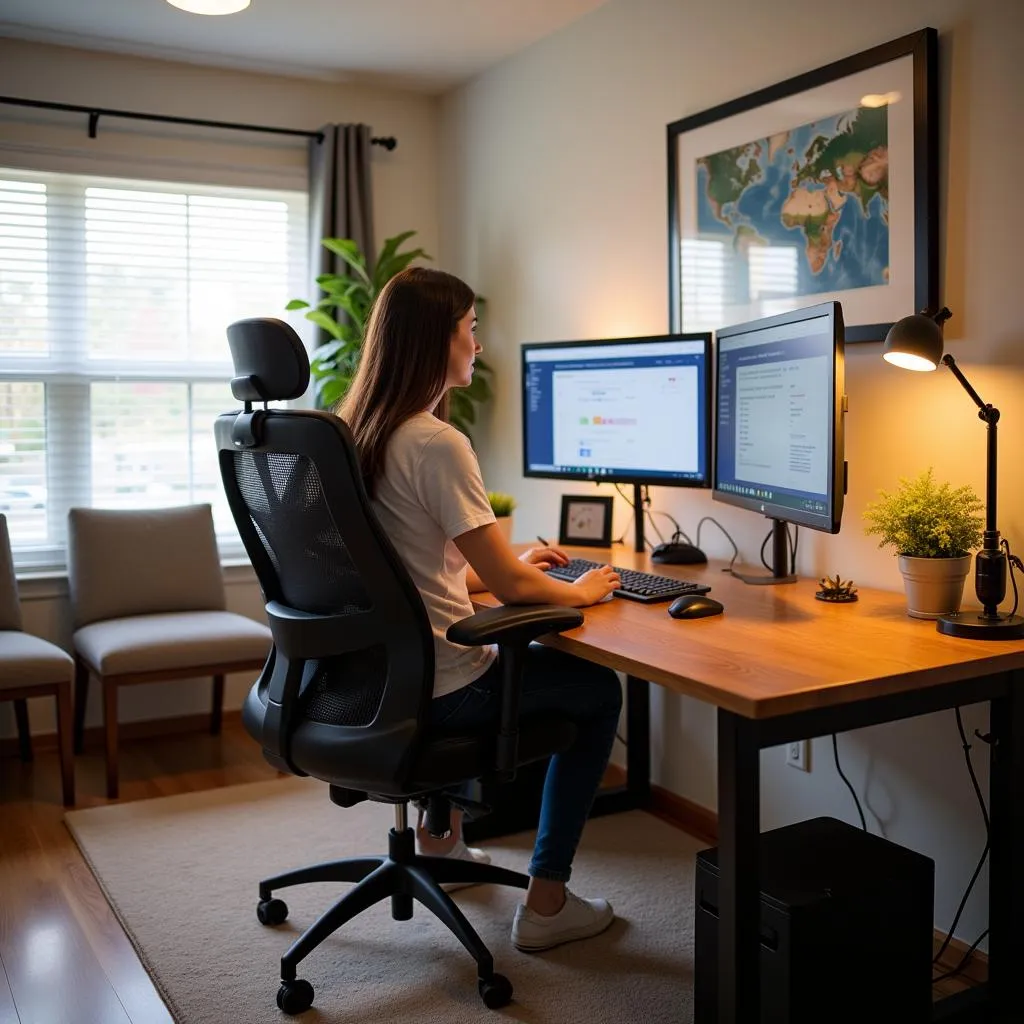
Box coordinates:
[287,231,493,438]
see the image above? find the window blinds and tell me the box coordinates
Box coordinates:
[0,168,308,569]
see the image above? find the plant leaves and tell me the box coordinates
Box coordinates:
[862,467,984,557]
[304,309,344,340]
[310,339,345,362]
[321,239,373,286]
[316,375,350,409]
[285,232,492,425]
[373,231,418,279]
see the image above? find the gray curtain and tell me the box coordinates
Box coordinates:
[307,123,375,346]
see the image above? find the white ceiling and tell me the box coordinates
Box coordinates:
[0,0,611,93]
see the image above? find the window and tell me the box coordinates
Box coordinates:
[0,169,308,569]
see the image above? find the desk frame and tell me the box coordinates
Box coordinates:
[471,550,1023,1022]
[586,670,1020,1022]
[713,668,1023,1023]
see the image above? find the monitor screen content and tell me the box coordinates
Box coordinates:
[521,334,712,487]
[713,301,846,535]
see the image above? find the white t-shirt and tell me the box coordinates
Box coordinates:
[371,411,498,698]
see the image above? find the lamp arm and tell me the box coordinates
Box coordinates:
[942,355,1006,618]
[941,352,999,539]
[941,354,999,424]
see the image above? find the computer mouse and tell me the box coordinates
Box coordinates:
[667,594,724,619]
[651,542,708,565]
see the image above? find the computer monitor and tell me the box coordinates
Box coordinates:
[522,333,712,550]
[713,301,847,585]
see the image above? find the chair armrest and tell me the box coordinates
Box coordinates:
[447,604,583,781]
[446,604,583,648]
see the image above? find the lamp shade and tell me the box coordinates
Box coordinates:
[882,313,944,371]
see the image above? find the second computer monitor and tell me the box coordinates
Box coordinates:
[521,333,712,487]
[713,301,846,535]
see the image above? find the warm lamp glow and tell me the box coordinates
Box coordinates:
[879,304,1024,639]
[882,350,937,371]
[860,91,902,108]
[166,0,251,14]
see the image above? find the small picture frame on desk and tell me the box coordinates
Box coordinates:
[559,495,613,547]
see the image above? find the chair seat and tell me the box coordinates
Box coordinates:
[0,630,74,689]
[242,676,575,794]
[74,610,272,676]
[407,717,577,790]
[290,714,575,794]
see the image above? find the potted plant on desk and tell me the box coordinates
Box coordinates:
[488,491,517,543]
[863,467,984,619]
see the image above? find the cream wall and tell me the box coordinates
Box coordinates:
[439,0,1023,942]
[0,36,440,235]
[0,38,440,737]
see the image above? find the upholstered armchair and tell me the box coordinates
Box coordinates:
[67,504,272,798]
[0,513,75,805]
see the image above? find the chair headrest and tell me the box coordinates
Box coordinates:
[226,318,310,403]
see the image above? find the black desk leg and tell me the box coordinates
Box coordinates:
[718,710,761,1024]
[987,670,1024,1021]
[625,675,651,806]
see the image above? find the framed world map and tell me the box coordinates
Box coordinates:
[667,29,938,343]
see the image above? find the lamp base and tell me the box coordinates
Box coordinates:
[936,611,1024,640]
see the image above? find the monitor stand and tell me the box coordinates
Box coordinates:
[633,483,645,553]
[731,518,798,585]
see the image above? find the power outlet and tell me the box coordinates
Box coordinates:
[785,739,811,772]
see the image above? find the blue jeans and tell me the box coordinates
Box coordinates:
[431,644,622,883]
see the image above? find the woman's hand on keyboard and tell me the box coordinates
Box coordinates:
[519,545,569,571]
[572,564,621,606]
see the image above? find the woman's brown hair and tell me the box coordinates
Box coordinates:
[337,266,475,492]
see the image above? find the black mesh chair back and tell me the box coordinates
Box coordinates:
[216,317,434,791]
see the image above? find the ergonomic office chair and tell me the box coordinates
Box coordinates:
[216,317,584,1016]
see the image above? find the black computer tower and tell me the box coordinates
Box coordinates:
[695,816,934,1024]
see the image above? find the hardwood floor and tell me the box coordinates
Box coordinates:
[0,718,983,1023]
[0,717,277,1024]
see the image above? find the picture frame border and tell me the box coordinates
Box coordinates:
[666,27,938,344]
[558,495,614,548]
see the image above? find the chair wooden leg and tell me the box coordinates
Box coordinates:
[55,681,75,807]
[211,673,225,735]
[73,657,90,754]
[103,676,119,800]
[14,698,32,762]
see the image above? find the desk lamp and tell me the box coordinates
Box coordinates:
[882,307,1024,639]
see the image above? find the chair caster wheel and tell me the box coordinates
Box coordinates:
[257,898,288,926]
[478,972,513,1009]
[277,978,314,1015]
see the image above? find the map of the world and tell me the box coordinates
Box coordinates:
[696,104,889,296]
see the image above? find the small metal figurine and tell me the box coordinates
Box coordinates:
[815,573,859,603]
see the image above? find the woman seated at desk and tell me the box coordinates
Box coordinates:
[337,266,622,953]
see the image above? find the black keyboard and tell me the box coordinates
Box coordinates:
[545,557,711,604]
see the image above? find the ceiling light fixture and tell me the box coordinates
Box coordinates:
[166,0,251,15]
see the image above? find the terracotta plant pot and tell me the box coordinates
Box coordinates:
[495,515,513,542]
[897,554,972,619]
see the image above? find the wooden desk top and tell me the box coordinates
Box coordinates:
[473,545,1024,719]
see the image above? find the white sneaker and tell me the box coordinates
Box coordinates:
[511,890,614,952]
[416,838,492,892]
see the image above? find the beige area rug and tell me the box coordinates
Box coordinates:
[66,777,703,1024]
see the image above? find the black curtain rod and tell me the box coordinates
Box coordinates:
[0,95,398,150]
